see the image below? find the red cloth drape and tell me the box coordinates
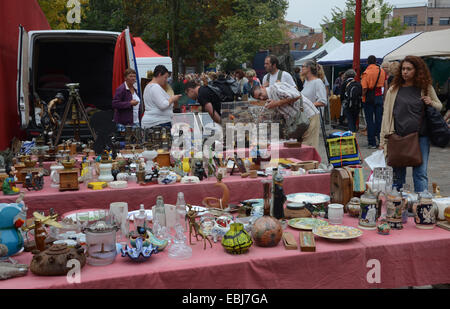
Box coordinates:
[0,0,50,150]
[112,31,127,97]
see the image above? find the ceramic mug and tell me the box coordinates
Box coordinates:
[328,203,344,225]
[413,203,437,229]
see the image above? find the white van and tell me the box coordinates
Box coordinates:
[17,26,139,134]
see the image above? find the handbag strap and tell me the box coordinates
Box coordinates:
[371,66,381,91]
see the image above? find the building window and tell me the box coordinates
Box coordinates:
[428,17,433,25]
[303,44,308,50]
[439,17,450,25]
[404,15,418,26]
[312,42,317,49]
[294,43,301,50]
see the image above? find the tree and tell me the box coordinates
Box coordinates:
[82,0,125,31]
[322,0,407,43]
[214,0,288,71]
[38,0,89,30]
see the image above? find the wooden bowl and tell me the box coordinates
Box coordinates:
[62,160,76,169]
[24,160,37,168]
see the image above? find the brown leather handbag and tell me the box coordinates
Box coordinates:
[386,131,422,167]
[386,105,424,168]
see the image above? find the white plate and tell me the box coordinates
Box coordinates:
[286,193,330,205]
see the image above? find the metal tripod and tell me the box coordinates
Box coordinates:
[54,83,97,145]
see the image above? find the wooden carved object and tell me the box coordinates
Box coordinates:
[202,174,229,209]
[186,205,212,250]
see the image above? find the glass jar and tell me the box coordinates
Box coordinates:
[328,204,344,225]
[83,221,118,266]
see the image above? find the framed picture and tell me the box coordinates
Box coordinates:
[233,154,247,174]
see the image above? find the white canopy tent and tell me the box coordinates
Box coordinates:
[318,32,421,66]
[295,37,343,66]
[384,29,450,61]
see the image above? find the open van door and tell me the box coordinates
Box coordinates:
[124,28,141,97]
[17,25,30,129]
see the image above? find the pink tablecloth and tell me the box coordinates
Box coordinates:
[1,216,449,289]
[0,173,330,215]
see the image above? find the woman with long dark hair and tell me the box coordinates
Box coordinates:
[379,56,442,193]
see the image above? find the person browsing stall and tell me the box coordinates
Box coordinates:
[262,55,296,88]
[379,56,442,193]
[250,83,320,148]
[361,55,386,149]
[185,80,222,124]
[141,65,181,129]
[112,68,140,128]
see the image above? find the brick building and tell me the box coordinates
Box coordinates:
[393,0,450,34]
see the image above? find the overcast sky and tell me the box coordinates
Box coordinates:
[286,0,429,28]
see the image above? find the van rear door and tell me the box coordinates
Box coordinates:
[124,28,141,97]
[17,25,30,129]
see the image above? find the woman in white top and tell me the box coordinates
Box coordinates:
[141,65,181,129]
[299,60,328,150]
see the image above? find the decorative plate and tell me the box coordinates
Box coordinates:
[312,225,363,240]
[288,218,329,230]
[287,193,330,205]
[62,209,108,222]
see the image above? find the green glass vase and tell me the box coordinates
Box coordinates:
[221,223,252,255]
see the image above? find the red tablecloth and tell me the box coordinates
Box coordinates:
[0,174,330,215]
[2,216,449,289]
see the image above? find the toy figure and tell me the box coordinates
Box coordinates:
[2,165,20,195]
[193,161,207,181]
[0,193,26,258]
[187,204,212,250]
[24,171,44,191]
[271,169,286,220]
[47,93,65,130]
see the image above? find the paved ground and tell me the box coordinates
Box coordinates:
[316,121,450,289]
[316,123,450,196]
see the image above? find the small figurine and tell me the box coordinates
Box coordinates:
[193,161,207,181]
[187,204,212,250]
[24,171,44,191]
[271,168,286,220]
[2,165,20,195]
[377,219,391,235]
[202,174,230,209]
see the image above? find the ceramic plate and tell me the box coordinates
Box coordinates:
[62,209,108,222]
[288,218,329,230]
[312,225,363,240]
[286,193,330,205]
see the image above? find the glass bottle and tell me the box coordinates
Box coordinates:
[154,196,166,227]
[175,192,187,232]
[135,204,147,234]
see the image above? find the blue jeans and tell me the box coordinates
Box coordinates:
[363,95,383,146]
[393,136,430,193]
[343,108,359,133]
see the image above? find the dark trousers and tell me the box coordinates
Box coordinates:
[363,95,383,146]
[343,108,360,133]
